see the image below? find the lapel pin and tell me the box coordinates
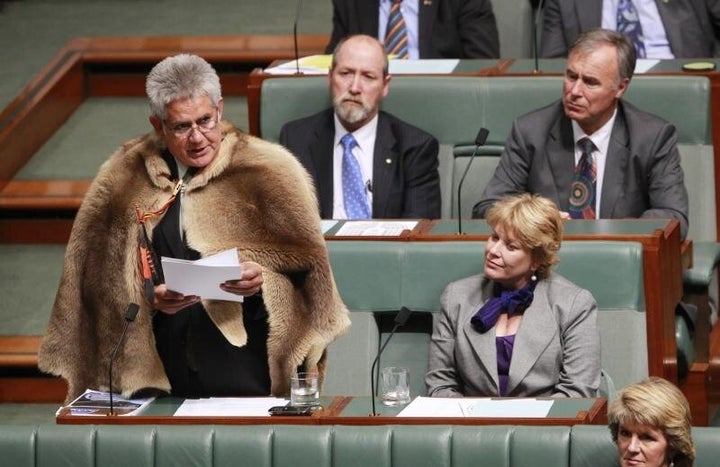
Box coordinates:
[385,158,393,164]
[423,0,432,5]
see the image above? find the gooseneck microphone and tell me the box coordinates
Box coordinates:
[108,303,140,416]
[532,0,546,74]
[457,128,490,235]
[370,306,412,416]
[293,0,305,75]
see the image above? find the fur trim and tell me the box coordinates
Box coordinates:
[38,122,350,402]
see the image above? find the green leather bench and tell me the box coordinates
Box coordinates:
[324,240,651,398]
[3,424,719,467]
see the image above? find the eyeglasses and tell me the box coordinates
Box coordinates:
[164,110,219,138]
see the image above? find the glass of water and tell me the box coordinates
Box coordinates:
[290,372,320,407]
[381,366,411,406]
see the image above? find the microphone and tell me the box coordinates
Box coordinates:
[292,0,305,75]
[108,303,140,416]
[532,0,546,74]
[370,306,412,416]
[457,128,489,234]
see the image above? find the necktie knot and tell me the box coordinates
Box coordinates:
[578,137,595,155]
[341,133,357,152]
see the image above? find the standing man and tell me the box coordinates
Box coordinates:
[474,29,688,239]
[540,0,720,58]
[39,54,350,403]
[325,0,500,59]
[280,34,441,220]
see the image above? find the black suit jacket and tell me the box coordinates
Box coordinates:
[325,0,500,59]
[279,109,441,219]
[540,0,720,58]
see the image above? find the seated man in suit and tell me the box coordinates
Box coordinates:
[280,34,441,220]
[540,0,720,58]
[325,0,500,59]
[474,29,689,239]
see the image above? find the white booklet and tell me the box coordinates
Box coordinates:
[59,389,155,416]
[161,248,243,302]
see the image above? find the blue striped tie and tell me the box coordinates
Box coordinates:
[617,0,646,58]
[341,134,371,219]
[385,0,409,59]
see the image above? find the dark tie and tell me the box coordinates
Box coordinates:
[617,0,646,58]
[341,133,371,219]
[385,0,409,59]
[569,137,597,219]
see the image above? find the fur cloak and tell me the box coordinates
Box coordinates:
[38,121,350,403]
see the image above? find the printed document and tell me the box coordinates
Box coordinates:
[161,248,243,302]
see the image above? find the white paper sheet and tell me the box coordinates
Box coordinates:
[397,397,554,418]
[634,59,660,74]
[335,220,418,236]
[174,397,290,416]
[321,220,339,234]
[161,248,243,302]
[388,59,460,74]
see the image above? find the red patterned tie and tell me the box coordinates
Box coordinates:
[385,0,409,59]
[569,137,597,219]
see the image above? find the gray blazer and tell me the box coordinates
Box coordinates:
[426,273,601,397]
[472,100,689,239]
[540,0,720,58]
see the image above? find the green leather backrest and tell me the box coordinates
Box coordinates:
[260,75,710,145]
[326,240,644,395]
[5,425,719,467]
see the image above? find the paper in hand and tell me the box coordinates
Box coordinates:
[161,248,243,302]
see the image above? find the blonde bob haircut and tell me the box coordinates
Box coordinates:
[485,194,562,280]
[608,377,695,467]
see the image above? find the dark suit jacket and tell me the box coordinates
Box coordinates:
[540,0,720,58]
[426,273,601,397]
[472,100,689,239]
[279,109,441,219]
[325,0,500,58]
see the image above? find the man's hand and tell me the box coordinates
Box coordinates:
[154,284,200,315]
[220,261,264,297]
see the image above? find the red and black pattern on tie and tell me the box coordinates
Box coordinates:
[569,137,597,219]
[385,0,409,59]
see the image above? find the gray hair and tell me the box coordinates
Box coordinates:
[570,29,636,84]
[145,54,222,120]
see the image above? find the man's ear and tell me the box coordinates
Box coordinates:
[614,77,630,99]
[149,114,163,134]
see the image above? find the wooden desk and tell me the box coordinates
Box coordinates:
[56,396,606,426]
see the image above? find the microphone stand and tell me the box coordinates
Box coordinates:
[108,303,140,416]
[457,128,489,234]
[370,307,412,416]
[293,0,304,75]
[533,0,546,74]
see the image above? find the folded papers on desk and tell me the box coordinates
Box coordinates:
[59,389,155,416]
[174,397,289,416]
[335,220,418,236]
[161,248,243,302]
[397,397,554,418]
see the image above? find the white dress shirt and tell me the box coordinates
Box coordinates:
[378,0,420,59]
[602,0,674,58]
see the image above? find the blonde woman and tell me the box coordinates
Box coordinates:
[426,193,600,397]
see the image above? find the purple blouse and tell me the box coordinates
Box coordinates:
[496,334,516,396]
